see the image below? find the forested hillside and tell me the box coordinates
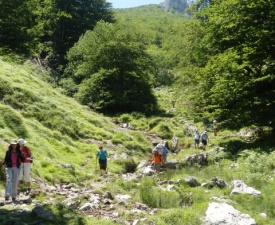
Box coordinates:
[0,1,275,225]
[0,0,273,128]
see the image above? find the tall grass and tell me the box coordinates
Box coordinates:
[139,177,182,208]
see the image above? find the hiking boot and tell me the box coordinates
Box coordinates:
[12,197,16,201]
[5,196,10,201]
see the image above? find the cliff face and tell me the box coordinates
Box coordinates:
[161,0,189,12]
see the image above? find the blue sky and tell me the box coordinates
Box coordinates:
[108,0,163,9]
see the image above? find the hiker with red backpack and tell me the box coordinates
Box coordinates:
[18,138,32,195]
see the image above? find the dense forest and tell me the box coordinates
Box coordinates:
[0,0,274,128]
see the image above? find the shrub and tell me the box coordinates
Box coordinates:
[148,118,162,129]
[151,122,173,139]
[119,114,132,123]
[113,158,137,173]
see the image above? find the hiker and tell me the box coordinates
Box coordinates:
[213,120,218,136]
[153,143,163,153]
[201,130,209,150]
[194,130,200,149]
[96,145,108,176]
[18,138,32,195]
[2,140,25,201]
[152,149,163,173]
[161,143,169,165]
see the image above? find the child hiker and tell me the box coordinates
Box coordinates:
[96,145,108,176]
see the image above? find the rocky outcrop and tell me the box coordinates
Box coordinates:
[202,202,257,225]
[231,180,261,196]
[161,0,189,13]
[184,147,226,166]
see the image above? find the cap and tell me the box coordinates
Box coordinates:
[18,138,27,145]
[10,139,18,145]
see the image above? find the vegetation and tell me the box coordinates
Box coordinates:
[66,21,158,113]
[0,0,114,72]
[0,1,275,225]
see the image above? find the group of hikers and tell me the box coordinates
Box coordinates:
[0,120,218,201]
[195,120,218,150]
[151,142,169,173]
[0,138,32,202]
[150,120,218,173]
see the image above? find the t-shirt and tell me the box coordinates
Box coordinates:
[97,150,107,160]
[11,151,17,167]
[194,132,200,140]
[201,132,208,140]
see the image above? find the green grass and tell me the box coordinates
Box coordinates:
[0,57,275,224]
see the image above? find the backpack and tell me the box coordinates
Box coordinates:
[153,151,162,161]
[23,146,33,163]
[201,132,208,140]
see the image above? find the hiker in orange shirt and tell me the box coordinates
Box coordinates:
[152,150,163,173]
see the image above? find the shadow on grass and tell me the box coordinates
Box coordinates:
[0,203,86,225]
[220,129,275,156]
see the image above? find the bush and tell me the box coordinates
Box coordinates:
[151,122,173,139]
[148,118,162,129]
[119,114,132,123]
[76,68,158,114]
[113,158,137,173]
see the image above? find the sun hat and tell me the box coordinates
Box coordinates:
[18,138,27,145]
[10,139,18,145]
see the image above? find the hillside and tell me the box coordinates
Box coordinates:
[0,57,275,225]
[0,2,275,225]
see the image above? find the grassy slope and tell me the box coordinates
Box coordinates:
[0,58,110,183]
[0,56,275,225]
[0,57,155,224]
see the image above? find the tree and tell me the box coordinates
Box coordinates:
[193,0,275,128]
[43,0,114,72]
[0,0,40,55]
[67,21,158,113]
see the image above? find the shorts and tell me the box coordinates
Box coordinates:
[154,163,161,172]
[194,139,200,144]
[19,162,31,182]
[202,140,207,145]
[99,159,107,170]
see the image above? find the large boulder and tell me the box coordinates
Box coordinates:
[210,177,228,188]
[202,202,257,225]
[231,180,261,196]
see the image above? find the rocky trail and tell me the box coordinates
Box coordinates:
[0,146,261,225]
[0,126,265,225]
